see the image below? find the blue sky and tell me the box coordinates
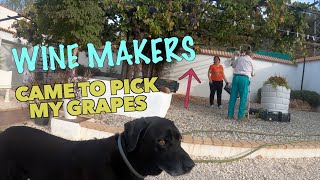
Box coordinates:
[292,0,317,3]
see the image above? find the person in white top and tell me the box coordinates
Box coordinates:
[227,50,255,122]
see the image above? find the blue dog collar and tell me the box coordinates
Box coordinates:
[117,135,145,179]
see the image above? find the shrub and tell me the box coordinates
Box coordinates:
[264,75,289,89]
[290,90,320,108]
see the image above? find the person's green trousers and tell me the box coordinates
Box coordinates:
[228,74,250,119]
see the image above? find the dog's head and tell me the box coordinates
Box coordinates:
[122,117,195,177]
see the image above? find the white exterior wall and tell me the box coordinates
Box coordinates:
[162,54,318,102]
[297,61,320,94]
[0,6,30,88]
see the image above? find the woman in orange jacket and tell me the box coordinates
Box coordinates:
[208,56,228,109]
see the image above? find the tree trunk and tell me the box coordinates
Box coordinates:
[72,47,79,75]
[143,63,154,78]
[134,63,143,78]
[126,64,134,80]
[135,29,144,78]
[126,29,144,80]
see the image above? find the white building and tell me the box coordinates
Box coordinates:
[0,5,28,88]
[162,49,320,102]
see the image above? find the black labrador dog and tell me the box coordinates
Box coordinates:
[0,116,194,180]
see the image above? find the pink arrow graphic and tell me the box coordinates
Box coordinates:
[178,68,201,108]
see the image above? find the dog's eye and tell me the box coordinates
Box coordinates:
[158,139,166,145]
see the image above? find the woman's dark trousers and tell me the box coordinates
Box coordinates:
[209,80,223,106]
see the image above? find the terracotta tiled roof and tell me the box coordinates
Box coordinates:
[0,26,15,34]
[296,56,320,63]
[200,48,320,64]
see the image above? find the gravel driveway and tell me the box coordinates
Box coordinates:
[146,157,320,180]
[95,94,320,179]
[94,94,320,143]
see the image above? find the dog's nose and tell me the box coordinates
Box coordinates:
[183,159,195,172]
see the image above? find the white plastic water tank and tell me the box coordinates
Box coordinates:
[261,84,291,113]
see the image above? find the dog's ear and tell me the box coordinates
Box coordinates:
[124,118,149,152]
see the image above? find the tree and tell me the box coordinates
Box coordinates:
[12,0,105,76]
[198,0,311,58]
[103,0,204,79]
[103,0,312,78]
[14,0,104,47]
[12,0,312,79]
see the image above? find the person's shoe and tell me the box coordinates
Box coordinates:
[218,105,222,109]
[238,118,249,123]
[210,105,214,109]
[226,116,234,120]
[230,119,237,125]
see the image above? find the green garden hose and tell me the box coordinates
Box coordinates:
[184,129,320,164]
[193,140,318,164]
[182,129,320,138]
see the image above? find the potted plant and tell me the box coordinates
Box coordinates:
[24,73,52,126]
[52,69,93,119]
[261,75,291,113]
